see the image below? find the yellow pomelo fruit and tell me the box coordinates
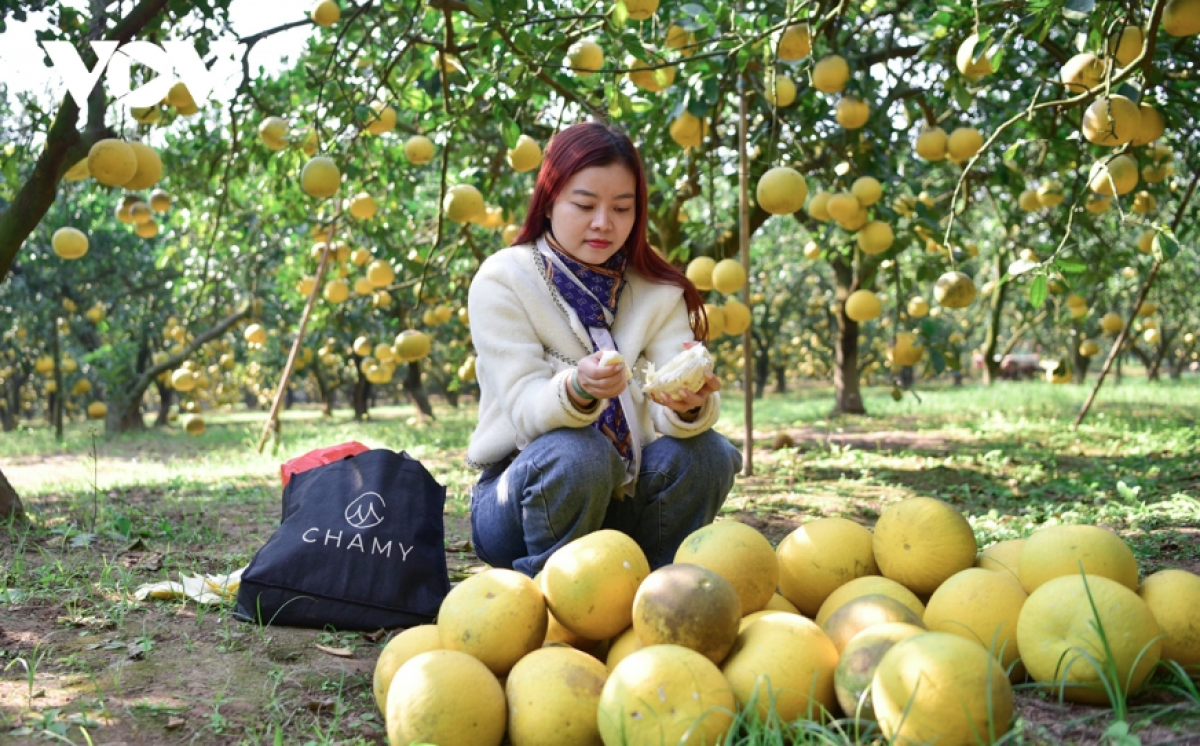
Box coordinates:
[35,356,54,375]
[386,649,506,746]
[956,33,994,79]
[811,55,850,93]
[720,300,752,336]
[166,81,194,108]
[566,38,604,75]
[669,111,709,149]
[802,240,822,260]
[52,227,89,260]
[134,220,159,239]
[1110,25,1145,66]
[374,343,395,362]
[1080,340,1101,357]
[372,625,442,713]
[63,157,90,181]
[123,142,162,190]
[1143,327,1161,345]
[721,614,839,722]
[598,644,735,746]
[777,22,811,60]
[627,54,676,92]
[350,247,371,266]
[915,126,948,161]
[1131,191,1156,215]
[352,336,373,357]
[148,189,171,212]
[834,622,925,720]
[171,369,196,391]
[674,521,778,615]
[438,568,547,676]
[544,604,600,650]
[907,296,929,318]
[182,414,205,435]
[506,646,607,746]
[1082,95,1141,146]
[323,279,349,303]
[762,75,796,106]
[301,156,340,199]
[129,202,151,224]
[924,568,1027,674]
[87,139,138,186]
[605,626,642,671]
[541,529,650,641]
[404,135,435,164]
[1163,0,1200,36]
[710,258,747,294]
[507,134,543,172]
[843,289,881,322]
[1017,574,1161,704]
[394,330,431,361]
[947,127,984,161]
[873,632,1014,745]
[1061,52,1106,92]
[632,563,741,664]
[777,517,878,617]
[976,538,1025,584]
[874,497,977,596]
[444,183,485,223]
[1133,103,1166,146]
[822,593,926,653]
[835,96,869,129]
[825,192,860,223]
[501,224,521,244]
[737,609,794,632]
[686,256,715,290]
[365,102,396,134]
[934,271,977,309]
[665,24,695,55]
[86,401,107,419]
[857,221,894,255]
[807,191,832,221]
[1101,312,1124,333]
[1087,193,1112,212]
[243,323,267,344]
[1019,524,1139,594]
[366,260,394,287]
[258,116,288,149]
[755,167,807,215]
[311,0,340,26]
[348,192,376,219]
[888,331,923,367]
[1088,154,1139,196]
[1138,569,1200,669]
[850,176,882,206]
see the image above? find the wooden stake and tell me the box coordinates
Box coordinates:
[738,74,753,477]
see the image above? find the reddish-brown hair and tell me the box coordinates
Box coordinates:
[513,121,707,341]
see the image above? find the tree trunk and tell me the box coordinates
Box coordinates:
[1071,339,1092,384]
[831,259,866,415]
[982,253,1007,385]
[1146,329,1174,382]
[154,380,174,427]
[312,366,335,416]
[403,361,435,419]
[0,467,25,523]
[773,365,787,394]
[352,371,371,421]
[753,344,769,400]
[2,369,27,431]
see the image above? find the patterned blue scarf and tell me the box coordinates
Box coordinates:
[543,231,633,462]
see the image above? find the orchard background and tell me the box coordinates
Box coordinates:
[1,0,1199,743]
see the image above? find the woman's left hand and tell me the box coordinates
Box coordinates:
[649,372,721,414]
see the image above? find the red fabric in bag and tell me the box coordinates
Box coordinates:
[280,441,370,486]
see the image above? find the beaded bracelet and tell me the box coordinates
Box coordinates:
[571,372,597,401]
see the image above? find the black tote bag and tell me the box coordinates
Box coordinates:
[234,449,450,631]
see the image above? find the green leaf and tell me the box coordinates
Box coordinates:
[1029,275,1048,308]
[1054,257,1088,273]
[681,3,708,18]
[401,86,433,112]
[155,245,177,270]
[930,347,946,374]
[612,1,629,27]
[465,0,493,20]
[497,116,520,149]
[1152,232,1180,262]
[1007,258,1039,276]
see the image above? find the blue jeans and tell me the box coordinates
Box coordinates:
[470,427,742,577]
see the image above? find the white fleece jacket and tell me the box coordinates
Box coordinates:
[466,242,720,470]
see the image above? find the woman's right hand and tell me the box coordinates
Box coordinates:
[575,351,628,401]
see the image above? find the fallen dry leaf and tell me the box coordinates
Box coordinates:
[315,644,353,658]
[165,716,185,730]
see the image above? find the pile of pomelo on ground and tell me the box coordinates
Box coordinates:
[374,497,1199,746]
